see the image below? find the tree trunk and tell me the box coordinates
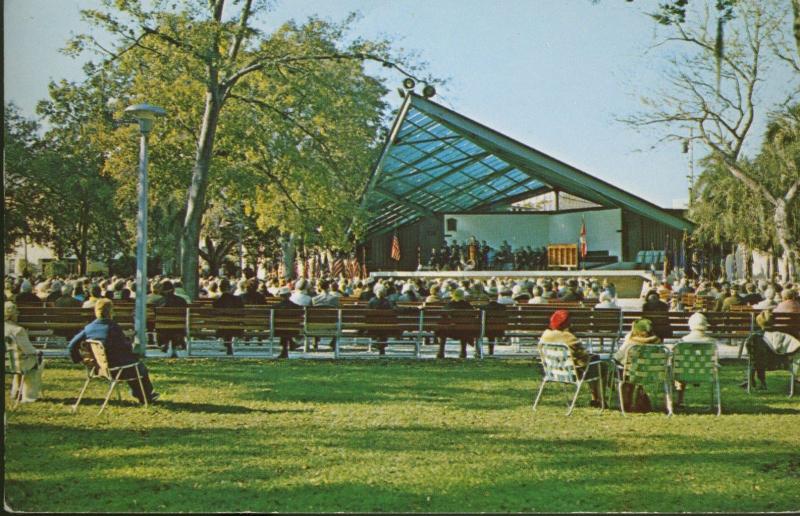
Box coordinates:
[181,91,222,299]
[773,199,798,282]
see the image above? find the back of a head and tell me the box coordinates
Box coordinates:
[219,278,231,293]
[756,310,774,330]
[318,279,330,292]
[632,318,654,337]
[61,283,74,296]
[4,301,18,322]
[549,309,570,331]
[782,289,796,301]
[91,285,102,298]
[95,298,113,319]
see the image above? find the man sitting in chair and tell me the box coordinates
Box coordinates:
[539,310,603,407]
[68,299,159,404]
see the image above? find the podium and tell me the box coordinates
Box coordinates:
[547,244,578,270]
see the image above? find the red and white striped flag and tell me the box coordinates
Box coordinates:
[391,231,401,262]
[579,218,587,259]
[332,255,345,278]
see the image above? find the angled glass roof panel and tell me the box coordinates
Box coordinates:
[360,94,693,237]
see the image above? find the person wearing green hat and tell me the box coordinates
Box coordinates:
[615,317,663,412]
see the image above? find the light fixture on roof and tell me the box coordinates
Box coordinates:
[422,84,436,98]
[399,77,416,99]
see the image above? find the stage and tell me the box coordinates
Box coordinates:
[369,270,655,298]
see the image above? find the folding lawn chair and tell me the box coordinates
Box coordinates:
[616,344,673,416]
[671,342,721,416]
[739,332,799,397]
[533,342,605,416]
[71,339,148,414]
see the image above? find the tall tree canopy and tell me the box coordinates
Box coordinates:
[69,0,428,298]
[624,0,800,280]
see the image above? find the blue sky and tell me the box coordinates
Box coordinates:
[4,0,795,208]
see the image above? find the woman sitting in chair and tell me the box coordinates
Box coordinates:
[68,298,159,404]
[539,310,603,407]
[744,310,800,390]
[614,318,662,412]
[4,301,45,403]
[674,312,718,408]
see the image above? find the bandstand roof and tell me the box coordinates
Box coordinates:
[360,93,693,236]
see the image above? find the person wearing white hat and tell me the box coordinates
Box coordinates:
[496,285,515,305]
[290,278,312,306]
[594,292,619,309]
[511,284,530,303]
[15,279,41,305]
[674,312,719,408]
[398,282,420,302]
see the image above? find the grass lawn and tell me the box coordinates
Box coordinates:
[4,357,799,513]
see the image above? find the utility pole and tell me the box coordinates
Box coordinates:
[685,128,695,206]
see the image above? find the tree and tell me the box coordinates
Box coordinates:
[71,0,427,299]
[4,99,131,274]
[624,0,800,280]
[3,105,49,255]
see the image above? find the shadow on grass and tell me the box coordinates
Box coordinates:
[5,428,799,512]
[40,396,310,415]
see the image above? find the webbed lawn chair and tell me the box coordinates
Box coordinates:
[533,342,605,416]
[671,342,721,416]
[71,339,148,414]
[616,344,673,416]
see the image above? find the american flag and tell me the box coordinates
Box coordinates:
[579,218,587,259]
[347,257,360,279]
[391,231,401,262]
[361,247,368,278]
[332,254,345,278]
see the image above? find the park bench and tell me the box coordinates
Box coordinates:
[430,308,483,357]
[770,312,800,338]
[304,307,341,355]
[185,307,271,357]
[621,310,753,346]
[270,308,305,357]
[152,307,188,353]
[17,306,135,354]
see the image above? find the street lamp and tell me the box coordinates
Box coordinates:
[124,103,166,356]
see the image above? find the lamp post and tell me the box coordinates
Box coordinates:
[124,103,166,356]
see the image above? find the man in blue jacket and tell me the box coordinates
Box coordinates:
[68,298,158,404]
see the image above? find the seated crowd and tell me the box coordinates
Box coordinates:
[639,275,800,313]
[3,268,799,411]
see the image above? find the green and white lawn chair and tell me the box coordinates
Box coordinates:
[671,342,721,416]
[533,342,605,416]
[616,344,673,416]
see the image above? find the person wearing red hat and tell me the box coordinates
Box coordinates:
[539,309,603,407]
